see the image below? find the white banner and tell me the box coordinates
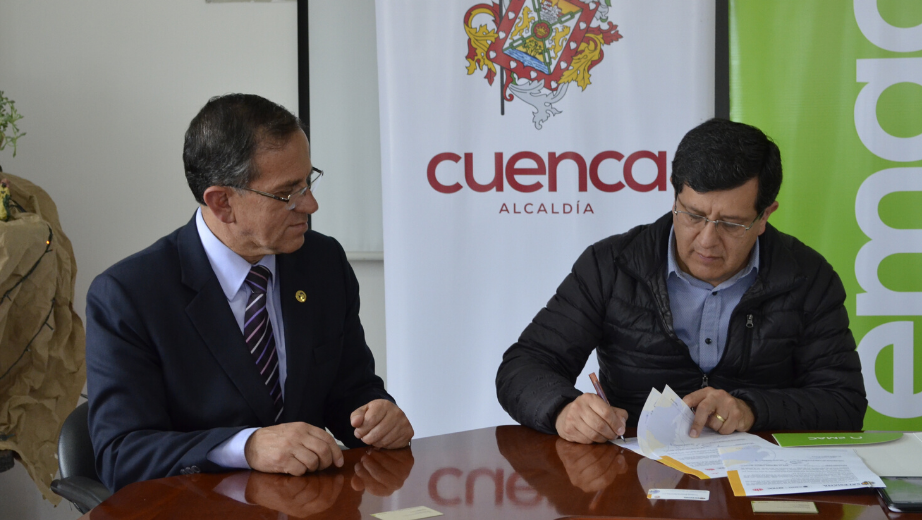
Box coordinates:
[378,0,715,438]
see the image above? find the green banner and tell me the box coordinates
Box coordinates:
[730,1,922,430]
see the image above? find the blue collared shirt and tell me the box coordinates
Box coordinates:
[666,225,759,373]
[196,208,288,468]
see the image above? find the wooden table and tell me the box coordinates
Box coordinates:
[79,426,919,520]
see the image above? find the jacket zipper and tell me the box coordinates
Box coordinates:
[618,232,801,388]
[741,313,754,375]
[654,292,759,383]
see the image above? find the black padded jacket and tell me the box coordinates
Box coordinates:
[496,212,867,434]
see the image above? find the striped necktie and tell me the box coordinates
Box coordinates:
[244,265,283,422]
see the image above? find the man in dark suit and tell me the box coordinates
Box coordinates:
[86,94,413,492]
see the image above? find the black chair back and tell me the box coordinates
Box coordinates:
[51,401,112,513]
[57,401,96,479]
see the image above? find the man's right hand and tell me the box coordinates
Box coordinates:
[554,394,627,444]
[244,422,344,475]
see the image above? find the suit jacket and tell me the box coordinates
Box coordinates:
[86,216,392,491]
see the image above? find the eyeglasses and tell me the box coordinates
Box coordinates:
[673,198,764,239]
[237,167,323,211]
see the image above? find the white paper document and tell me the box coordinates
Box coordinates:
[631,385,773,478]
[650,433,777,479]
[613,436,643,455]
[853,433,922,477]
[719,444,885,497]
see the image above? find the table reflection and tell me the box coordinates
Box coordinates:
[495,425,740,518]
[636,456,683,494]
[556,437,628,492]
[211,446,414,519]
[351,447,415,496]
[495,425,635,513]
[244,472,345,518]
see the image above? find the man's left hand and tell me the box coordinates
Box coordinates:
[682,388,755,437]
[350,399,414,448]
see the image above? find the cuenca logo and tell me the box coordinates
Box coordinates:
[427,149,668,215]
[451,1,657,216]
[463,0,622,129]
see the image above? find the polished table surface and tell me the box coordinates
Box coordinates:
[79,426,921,520]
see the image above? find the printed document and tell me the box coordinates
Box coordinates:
[719,444,884,497]
[619,385,773,478]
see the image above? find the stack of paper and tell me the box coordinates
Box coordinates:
[614,386,885,497]
[616,385,774,479]
[720,444,884,497]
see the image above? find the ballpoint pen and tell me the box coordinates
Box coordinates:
[589,372,625,442]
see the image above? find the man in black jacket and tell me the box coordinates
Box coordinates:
[496,119,867,444]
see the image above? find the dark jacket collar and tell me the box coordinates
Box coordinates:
[174,213,327,425]
[177,213,216,292]
[175,214,281,426]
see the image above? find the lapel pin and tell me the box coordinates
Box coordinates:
[295,290,307,303]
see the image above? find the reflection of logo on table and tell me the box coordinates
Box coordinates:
[463,0,623,129]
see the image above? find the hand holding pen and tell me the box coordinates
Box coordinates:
[589,372,625,443]
[553,373,628,444]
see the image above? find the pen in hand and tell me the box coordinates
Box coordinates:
[589,372,625,442]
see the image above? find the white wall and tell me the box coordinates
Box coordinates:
[352,260,387,381]
[307,0,384,252]
[0,1,387,517]
[0,0,300,320]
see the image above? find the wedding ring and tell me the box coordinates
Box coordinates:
[714,413,726,423]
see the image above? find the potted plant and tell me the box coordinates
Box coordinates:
[0,91,24,222]
[0,90,25,161]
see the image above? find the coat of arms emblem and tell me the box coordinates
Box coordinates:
[464,0,623,129]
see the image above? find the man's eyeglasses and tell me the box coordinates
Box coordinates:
[238,167,323,211]
[673,198,764,239]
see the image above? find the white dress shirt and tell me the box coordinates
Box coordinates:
[195,208,288,469]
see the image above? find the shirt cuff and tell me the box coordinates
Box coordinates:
[206,427,259,469]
